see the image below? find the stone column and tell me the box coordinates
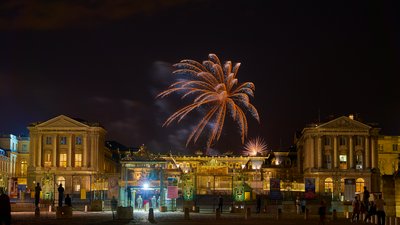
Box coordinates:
[371,137,376,168]
[30,133,36,167]
[90,135,95,169]
[52,134,57,167]
[83,134,88,167]
[317,136,322,168]
[365,137,370,169]
[37,134,42,167]
[333,135,338,168]
[68,134,72,167]
[310,136,315,169]
[349,136,354,169]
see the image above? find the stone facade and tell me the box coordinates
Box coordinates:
[27,115,118,202]
[295,115,381,200]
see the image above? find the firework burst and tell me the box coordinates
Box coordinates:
[157,53,259,148]
[243,137,268,156]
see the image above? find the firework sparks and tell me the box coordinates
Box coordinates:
[157,53,259,148]
[243,137,268,156]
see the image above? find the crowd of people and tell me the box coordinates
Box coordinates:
[351,186,386,225]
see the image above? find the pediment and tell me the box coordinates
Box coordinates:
[35,115,90,128]
[318,116,371,130]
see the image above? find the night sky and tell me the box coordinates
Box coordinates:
[0,0,399,153]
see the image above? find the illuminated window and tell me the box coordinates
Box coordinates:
[44,153,52,167]
[340,178,345,193]
[46,136,52,145]
[57,176,66,188]
[356,153,363,169]
[393,144,398,151]
[21,160,27,176]
[339,154,347,169]
[324,178,333,192]
[356,178,364,192]
[75,184,81,192]
[59,154,67,167]
[60,136,67,145]
[75,153,82,167]
[76,136,82,145]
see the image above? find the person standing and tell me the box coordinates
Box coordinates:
[111,196,118,220]
[218,195,223,213]
[151,196,157,209]
[34,183,41,208]
[295,196,301,214]
[0,188,11,225]
[363,186,370,211]
[57,184,65,207]
[256,195,262,213]
[318,200,326,225]
[352,195,361,223]
[301,198,306,214]
[136,195,143,210]
[65,194,72,207]
[375,194,386,225]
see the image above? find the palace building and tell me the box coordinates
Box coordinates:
[27,115,119,203]
[295,115,381,201]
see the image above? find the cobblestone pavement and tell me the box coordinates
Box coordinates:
[11,210,359,225]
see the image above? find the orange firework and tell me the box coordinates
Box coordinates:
[157,53,259,148]
[243,137,268,156]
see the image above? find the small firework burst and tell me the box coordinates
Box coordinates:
[243,137,268,156]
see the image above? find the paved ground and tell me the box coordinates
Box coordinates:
[10,210,360,225]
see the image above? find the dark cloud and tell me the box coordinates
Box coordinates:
[0,0,194,30]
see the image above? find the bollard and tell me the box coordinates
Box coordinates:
[184,207,190,220]
[216,209,221,220]
[245,207,251,220]
[49,205,52,212]
[84,205,87,213]
[373,215,378,224]
[395,217,399,225]
[389,217,394,225]
[148,208,155,222]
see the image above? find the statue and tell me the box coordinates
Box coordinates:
[57,184,65,207]
[34,183,41,207]
[151,196,157,208]
[136,195,143,209]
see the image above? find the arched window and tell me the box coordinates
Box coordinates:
[57,176,66,188]
[324,178,333,192]
[356,178,364,193]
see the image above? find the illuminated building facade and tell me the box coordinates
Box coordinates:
[119,145,270,209]
[377,135,400,175]
[27,115,119,203]
[0,134,18,196]
[295,115,381,200]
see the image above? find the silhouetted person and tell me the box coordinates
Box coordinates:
[65,194,72,207]
[375,194,386,225]
[58,184,65,207]
[111,196,118,219]
[256,195,262,213]
[218,195,223,213]
[363,186,370,211]
[318,200,326,225]
[0,188,11,225]
[34,183,41,208]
